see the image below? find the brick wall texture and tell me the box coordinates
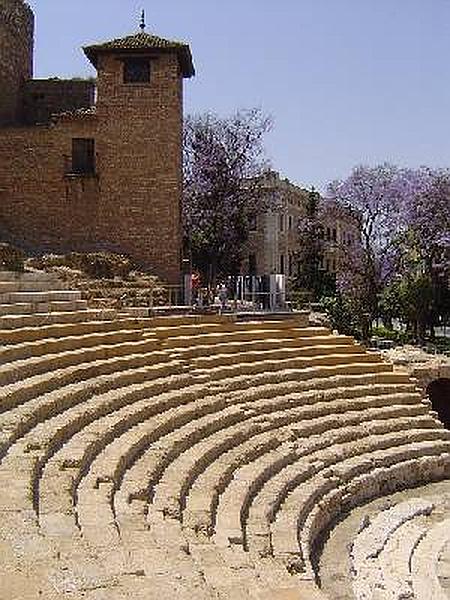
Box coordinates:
[0,1,186,284]
[22,79,95,125]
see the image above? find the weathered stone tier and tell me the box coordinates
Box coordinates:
[0,271,449,599]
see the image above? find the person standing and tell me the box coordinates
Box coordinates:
[218,283,228,313]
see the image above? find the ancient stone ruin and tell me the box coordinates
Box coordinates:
[0,270,449,599]
[1,2,449,598]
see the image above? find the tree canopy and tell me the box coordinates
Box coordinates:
[327,164,450,341]
[183,108,272,284]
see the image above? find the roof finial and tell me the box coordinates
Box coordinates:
[139,9,146,31]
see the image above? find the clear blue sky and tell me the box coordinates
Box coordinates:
[27,0,450,192]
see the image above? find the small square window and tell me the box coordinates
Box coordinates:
[123,58,151,84]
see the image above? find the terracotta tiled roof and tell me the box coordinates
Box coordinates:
[83,32,195,78]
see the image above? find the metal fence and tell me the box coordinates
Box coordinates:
[150,275,289,313]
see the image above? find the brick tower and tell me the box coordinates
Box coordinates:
[83,23,195,284]
[0,0,34,125]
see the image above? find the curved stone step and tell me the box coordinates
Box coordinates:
[158,327,332,350]
[0,279,68,293]
[189,343,366,369]
[0,299,88,316]
[0,367,414,477]
[156,399,428,526]
[73,393,425,549]
[0,315,156,345]
[272,445,450,576]
[75,384,423,532]
[0,308,117,330]
[0,363,184,464]
[190,353,386,383]
[114,382,419,509]
[0,312,441,600]
[0,290,82,304]
[0,327,154,364]
[0,368,188,513]
[215,430,447,556]
[437,539,450,596]
[0,348,173,413]
[0,271,62,283]
[167,333,354,359]
[0,337,163,385]
[411,517,450,600]
[350,498,433,599]
[180,390,424,536]
[373,517,427,599]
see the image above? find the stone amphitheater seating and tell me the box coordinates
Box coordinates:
[350,499,450,600]
[0,269,449,600]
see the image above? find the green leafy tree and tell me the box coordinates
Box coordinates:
[183,109,272,285]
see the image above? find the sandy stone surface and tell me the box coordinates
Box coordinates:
[319,479,450,600]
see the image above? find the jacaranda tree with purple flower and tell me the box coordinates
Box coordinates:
[326,163,449,340]
[382,167,450,340]
[183,108,273,285]
[327,163,408,337]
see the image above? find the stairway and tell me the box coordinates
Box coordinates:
[0,270,117,328]
[0,271,449,599]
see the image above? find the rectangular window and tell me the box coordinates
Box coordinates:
[288,215,292,230]
[123,58,151,84]
[249,214,257,231]
[279,214,284,231]
[71,138,95,175]
[332,228,337,242]
[249,254,257,275]
[280,254,285,274]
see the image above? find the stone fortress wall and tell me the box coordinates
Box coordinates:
[0,0,34,125]
[22,78,95,125]
[0,1,187,284]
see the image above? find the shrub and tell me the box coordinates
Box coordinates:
[69,252,134,279]
[371,325,412,345]
[27,251,135,279]
[289,289,313,310]
[26,254,68,270]
[320,294,361,339]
